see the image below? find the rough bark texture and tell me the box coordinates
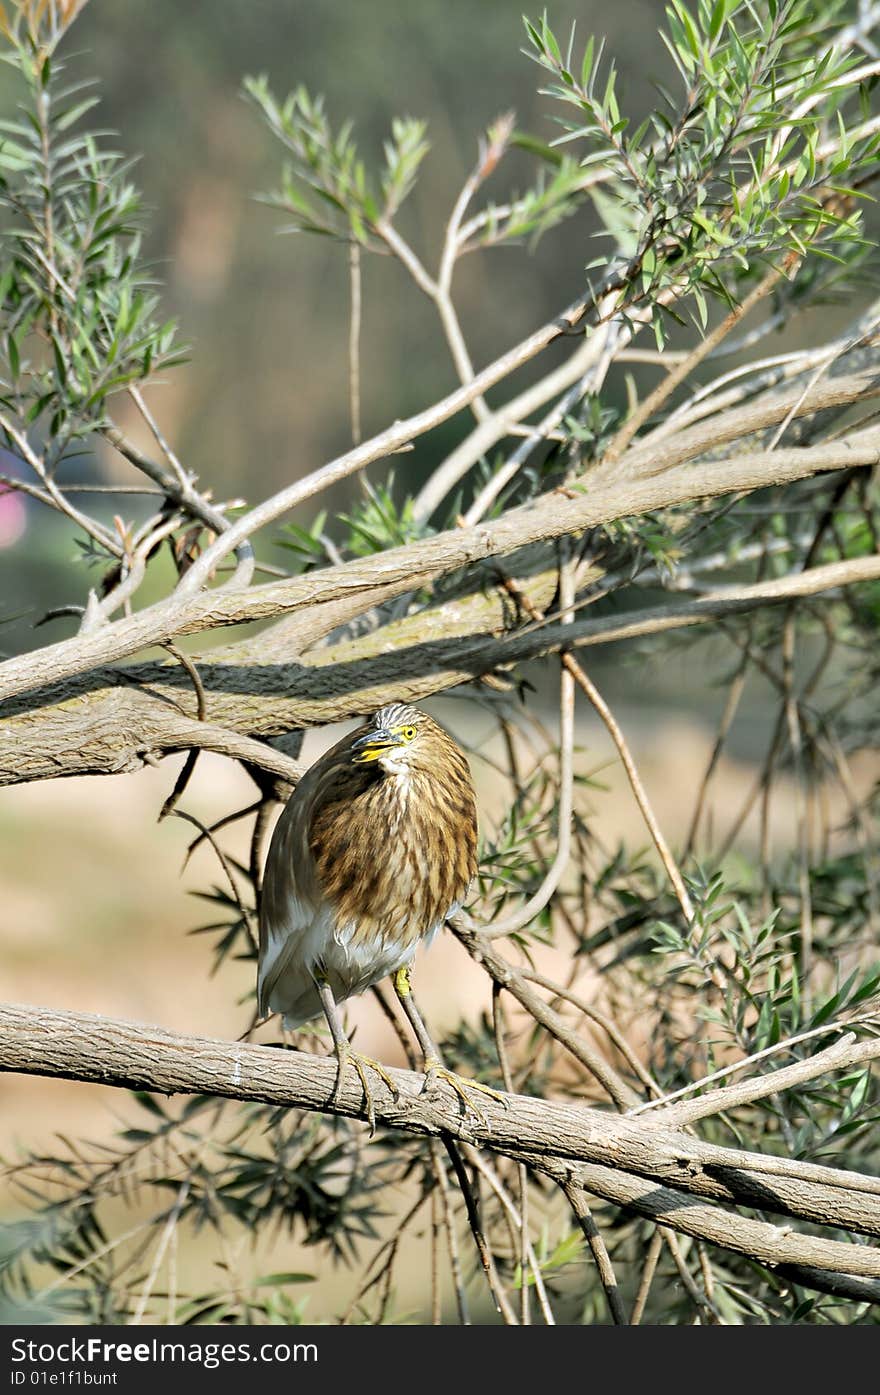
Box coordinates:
[3,415,879,706]
[3,445,880,790]
[0,551,564,786]
[3,1001,879,1284]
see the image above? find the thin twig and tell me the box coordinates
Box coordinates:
[130,1180,191,1325]
[493,987,531,1324]
[782,611,814,1009]
[0,410,121,555]
[630,1228,663,1325]
[431,1189,442,1324]
[348,241,362,446]
[562,1182,627,1325]
[628,1015,880,1120]
[563,660,701,934]
[462,325,617,526]
[452,916,640,1109]
[165,808,257,955]
[520,968,661,1098]
[604,257,793,463]
[462,1145,555,1325]
[428,1138,469,1325]
[638,1032,880,1129]
[683,658,750,857]
[661,1228,721,1324]
[484,649,575,939]
[103,423,254,586]
[441,1137,518,1324]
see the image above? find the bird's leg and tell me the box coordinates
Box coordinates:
[316,977,398,1134]
[392,965,508,1122]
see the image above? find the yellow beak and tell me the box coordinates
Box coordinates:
[351,727,405,764]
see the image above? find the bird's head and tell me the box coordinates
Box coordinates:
[351,703,430,774]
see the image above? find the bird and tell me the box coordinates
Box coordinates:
[257,700,501,1127]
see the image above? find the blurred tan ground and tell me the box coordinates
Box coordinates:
[2,701,874,1320]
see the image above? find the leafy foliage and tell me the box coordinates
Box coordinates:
[0,25,185,445]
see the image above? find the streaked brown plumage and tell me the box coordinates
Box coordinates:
[258,702,484,1118]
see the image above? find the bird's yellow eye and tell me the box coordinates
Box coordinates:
[400,726,416,742]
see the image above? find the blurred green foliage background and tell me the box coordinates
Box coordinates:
[1,0,869,654]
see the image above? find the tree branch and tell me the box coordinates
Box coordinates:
[3,411,879,705]
[2,551,878,788]
[4,1001,880,1292]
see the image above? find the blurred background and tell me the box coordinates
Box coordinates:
[2,0,878,1322]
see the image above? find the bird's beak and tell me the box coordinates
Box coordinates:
[351,726,405,764]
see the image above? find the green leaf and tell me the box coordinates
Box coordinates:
[541,19,562,67]
[709,0,727,42]
[580,35,596,91]
[54,98,101,133]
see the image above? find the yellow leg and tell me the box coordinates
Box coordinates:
[317,978,398,1134]
[392,964,508,1122]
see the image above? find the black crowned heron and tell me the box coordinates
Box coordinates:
[258,701,500,1125]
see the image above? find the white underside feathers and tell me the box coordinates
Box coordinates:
[259,901,444,1030]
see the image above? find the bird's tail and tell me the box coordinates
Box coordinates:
[278,984,324,1031]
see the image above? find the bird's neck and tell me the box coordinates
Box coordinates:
[378,751,415,783]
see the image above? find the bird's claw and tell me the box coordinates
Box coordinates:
[421,1058,508,1126]
[331,1046,399,1136]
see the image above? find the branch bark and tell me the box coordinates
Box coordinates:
[2,550,878,788]
[2,391,879,705]
[3,1001,880,1289]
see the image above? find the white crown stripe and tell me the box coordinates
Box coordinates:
[372,703,421,730]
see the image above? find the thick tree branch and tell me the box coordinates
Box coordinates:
[2,551,878,788]
[3,1000,880,1293]
[2,409,879,707]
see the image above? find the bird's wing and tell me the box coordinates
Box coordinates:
[257,723,377,1024]
[257,787,326,1021]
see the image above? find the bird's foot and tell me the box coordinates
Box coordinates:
[331,1046,399,1135]
[421,1057,508,1126]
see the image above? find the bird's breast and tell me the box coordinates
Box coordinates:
[309,765,476,953]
